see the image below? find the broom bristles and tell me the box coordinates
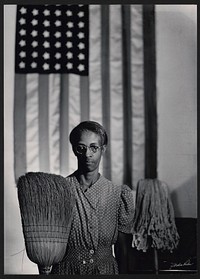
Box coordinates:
[17,172,75,227]
[17,172,76,266]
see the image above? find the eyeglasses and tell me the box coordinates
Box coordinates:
[75,144,102,155]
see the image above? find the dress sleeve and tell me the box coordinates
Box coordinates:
[118,184,135,234]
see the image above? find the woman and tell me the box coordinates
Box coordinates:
[50,121,135,275]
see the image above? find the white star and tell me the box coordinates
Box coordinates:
[20,7,27,14]
[19,61,25,68]
[32,41,38,48]
[66,52,73,59]
[66,62,73,69]
[32,51,38,58]
[43,20,50,27]
[66,41,73,48]
[31,19,38,26]
[54,31,61,38]
[55,10,61,16]
[54,63,61,70]
[78,53,85,60]
[78,21,84,28]
[55,41,61,48]
[43,63,49,70]
[43,9,50,16]
[31,62,37,68]
[55,52,61,59]
[19,51,26,58]
[32,9,39,16]
[19,40,26,47]
[66,10,72,16]
[66,31,72,37]
[31,30,38,37]
[19,29,26,36]
[43,41,50,48]
[78,64,85,71]
[67,22,74,28]
[78,11,84,17]
[77,32,85,39]
[43,30,50,37]
[55,20,61,27]
[78,42,85,50]
[43,52,50,59]
[19,18,26,25]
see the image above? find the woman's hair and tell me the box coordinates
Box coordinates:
[69,121,108,146]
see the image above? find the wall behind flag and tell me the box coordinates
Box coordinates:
[156,5,197,218]
[4,4,197,274]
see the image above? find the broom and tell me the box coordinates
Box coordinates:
[17,172,76,274]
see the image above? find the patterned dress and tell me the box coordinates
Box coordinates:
[51,172,135,275]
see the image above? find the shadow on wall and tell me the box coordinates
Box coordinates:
[171,175,197,218]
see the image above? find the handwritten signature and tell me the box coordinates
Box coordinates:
[170,259,193,269]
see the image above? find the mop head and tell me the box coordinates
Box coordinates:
[132,179,180,252]
[17,172,76,267]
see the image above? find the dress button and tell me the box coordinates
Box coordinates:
[90,249,94,254]
[82,260,86,265]
[89,258,94,264]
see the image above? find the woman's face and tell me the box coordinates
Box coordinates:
[74,130,106,173]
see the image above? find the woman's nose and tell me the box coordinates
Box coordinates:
[85,147,93,157]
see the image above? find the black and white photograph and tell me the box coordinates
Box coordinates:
[4,3,197,275]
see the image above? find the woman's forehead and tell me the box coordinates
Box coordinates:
[78,130,101,143]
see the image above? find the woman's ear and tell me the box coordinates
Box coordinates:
[102,145,107,154]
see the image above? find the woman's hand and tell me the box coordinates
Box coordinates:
[38,265,52,275]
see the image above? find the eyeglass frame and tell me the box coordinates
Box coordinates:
[74,144,103,155]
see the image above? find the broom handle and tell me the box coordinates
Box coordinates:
[38,265,52,275]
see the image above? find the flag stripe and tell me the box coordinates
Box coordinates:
[68,74,81,174]
[80,76,90,121]
[60,74,69,176]
[143,5,157,178]
[26,73,39,172]
[131,5,145,187]
[49,74,60,174]
[14,74,27,180]
[38,74,50,171]
[110,5,123,185]
[122,5,133,187]
[101,5,111,180]
[89,5,102,125]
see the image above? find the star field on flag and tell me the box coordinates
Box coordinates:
[15,5,89,75]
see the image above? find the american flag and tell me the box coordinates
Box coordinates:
[14,4,157,188]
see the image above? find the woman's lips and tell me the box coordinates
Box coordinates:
[85,160,93,164]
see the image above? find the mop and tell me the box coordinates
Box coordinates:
[132,179,180,273]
